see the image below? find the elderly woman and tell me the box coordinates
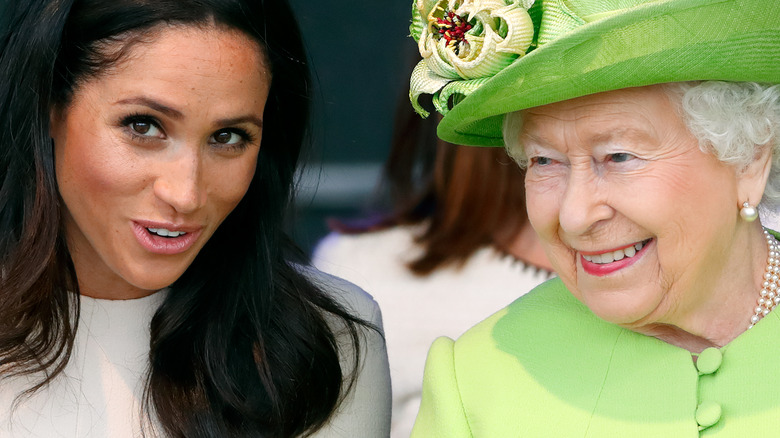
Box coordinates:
[408,0,780,435]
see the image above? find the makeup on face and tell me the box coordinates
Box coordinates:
[579,238,653,276]
[521,85,743,326]
[52,26,270,299]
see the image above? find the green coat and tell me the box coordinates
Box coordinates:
[412,278,780,437]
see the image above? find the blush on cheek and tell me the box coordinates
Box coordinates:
[63,149,133,200]
[525,192,558,235]
[57,132,143,218]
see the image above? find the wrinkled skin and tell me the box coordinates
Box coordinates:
[519,85,771,350]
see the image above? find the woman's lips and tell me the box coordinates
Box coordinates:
[132,221,201,255]
[580,238,653,276]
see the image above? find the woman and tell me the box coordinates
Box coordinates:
[0,1,390,437]
[408,0,780,435]
[313,103,552,437]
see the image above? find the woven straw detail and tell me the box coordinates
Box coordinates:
[538,0,586,45]
[436,0,780,146]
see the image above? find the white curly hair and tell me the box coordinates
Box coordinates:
[503,81,780,208]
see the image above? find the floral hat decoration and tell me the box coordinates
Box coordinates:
[410,0,780,147]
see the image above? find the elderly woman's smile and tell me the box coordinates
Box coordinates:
[409,0,780,434]
[578,238,652,274]
[518,85,771,341]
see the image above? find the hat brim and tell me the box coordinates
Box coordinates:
[437,0,780,147]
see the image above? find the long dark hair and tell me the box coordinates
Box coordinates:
[0,1,369,436]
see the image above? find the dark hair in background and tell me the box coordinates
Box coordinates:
[0,0,369,436]
[333,92,528,276]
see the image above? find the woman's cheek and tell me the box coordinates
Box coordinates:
[526,173,564,221]
[207,153,259,213]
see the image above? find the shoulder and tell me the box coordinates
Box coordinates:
[413,280,636,436]
[296,264,382,325]
[419,278,596,372]
[450,278,624,374]
[297,265,393,437]
[417,279,754,436]
[457,277,590,344]
[445,278,623,402]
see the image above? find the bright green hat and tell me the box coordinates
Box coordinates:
[409,0,780,147]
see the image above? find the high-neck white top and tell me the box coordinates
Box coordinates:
[0,269,391,437]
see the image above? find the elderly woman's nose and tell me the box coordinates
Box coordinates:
[558,170,612,235]
[152,152,207,214]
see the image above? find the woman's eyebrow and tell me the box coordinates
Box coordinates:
[115,96,183,120]
[115,97,262,129]
[589,128,655,147]
[520,131,552,147]
[215,115,263,130]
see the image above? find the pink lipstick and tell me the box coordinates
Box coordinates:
[580,238,652,276]
[132,221,201,255]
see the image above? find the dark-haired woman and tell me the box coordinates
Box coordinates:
[313,108,552,437]
[0,1,390,436]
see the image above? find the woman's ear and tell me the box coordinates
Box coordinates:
[737,143,773,206]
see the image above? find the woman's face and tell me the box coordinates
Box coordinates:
[51,26,270,299]
[520,85,761,328]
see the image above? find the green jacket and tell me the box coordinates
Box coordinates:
[412,278,780,437]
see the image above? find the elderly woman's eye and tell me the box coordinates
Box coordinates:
[531,156,554,166]
[608,153,634,163]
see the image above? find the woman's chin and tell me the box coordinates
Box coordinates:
[110,270,184,298]
[578,289,661,327]
[129,275,179,293]
[120,257,196,293]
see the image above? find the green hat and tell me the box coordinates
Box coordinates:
[409,0,780,147]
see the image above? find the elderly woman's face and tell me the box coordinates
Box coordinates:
[51,26,269,299]
[521,85,756,327]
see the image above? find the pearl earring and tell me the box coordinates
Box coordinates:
[740,202,759,222]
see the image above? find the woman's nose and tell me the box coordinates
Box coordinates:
[558,167,613,235]
[152,151,206,215]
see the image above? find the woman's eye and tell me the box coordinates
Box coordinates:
[531,156,554,166]
[130,121,161,137]
[122,116,163,139]
[210,129,254,151]
[608,153,634,163]
[212,130,242,145]
[131,121,151,134]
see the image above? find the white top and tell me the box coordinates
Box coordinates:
[313,226,552,438]
[0,268,391,437]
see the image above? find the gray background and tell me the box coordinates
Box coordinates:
[288,1,417,253]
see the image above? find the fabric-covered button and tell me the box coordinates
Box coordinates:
[696,401,722,428]
[696,347,722,374]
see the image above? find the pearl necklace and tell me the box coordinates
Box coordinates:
[749,229,780,328]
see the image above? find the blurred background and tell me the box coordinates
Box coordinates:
[288,0,416,254]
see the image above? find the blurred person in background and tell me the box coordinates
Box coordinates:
[313,99,552,437]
